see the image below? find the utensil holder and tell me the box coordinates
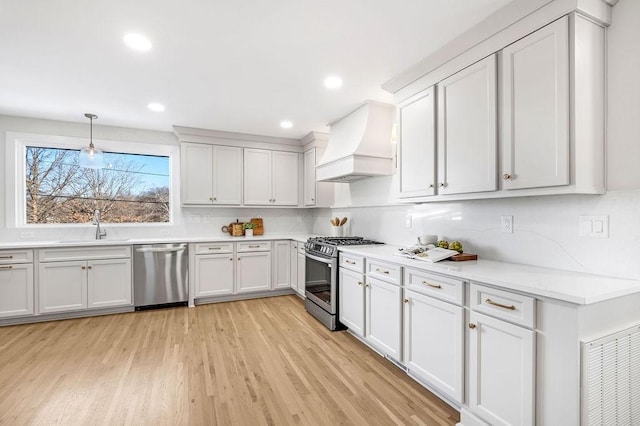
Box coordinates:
[330,225,344,237]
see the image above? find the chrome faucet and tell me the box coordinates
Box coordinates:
[93,209,107,240]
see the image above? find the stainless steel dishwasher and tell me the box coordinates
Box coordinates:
[133,243,188,309]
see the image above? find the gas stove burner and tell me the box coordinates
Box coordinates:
[305,236,384,258]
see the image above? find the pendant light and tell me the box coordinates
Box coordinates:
[79,113,105,169]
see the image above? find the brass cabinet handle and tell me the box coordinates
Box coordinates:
[423,281,441,289]
[345,260,356,264]
[485,298,516,311]
[0,265,13,270]
[0,255,13,259]
[404,298,409,304]
[209,247,222,250]
[503,173,511,180]
[469,323,477,329]
[82,266,86,270]
[88,266,92,269]
[248,245,260,248]
[375,268,390,274]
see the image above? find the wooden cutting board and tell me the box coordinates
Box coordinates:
[250,218,264,235]
[449,253,478,261]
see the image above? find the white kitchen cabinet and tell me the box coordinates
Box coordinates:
[244,148,299,206]
[39,261,88,313]
[437,54,497,195]
[501,17,569,190]
[468,310,535,426]
[0,263,34,318]
[87,259,132,309]
[365,277,402,361]
[237,251,272,293]
[403,289,463,403]
[290,242,298,292]
[303,147,334,207]
[398,86,436,198]
[194,253,234,297]
[339,267,365,337]
[181,143,243,205]
[296,250,305,297]
[272,240,291,290]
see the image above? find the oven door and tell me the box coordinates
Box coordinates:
[305,252,338,314]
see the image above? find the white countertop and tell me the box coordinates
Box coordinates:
[0,233,315,250]
[338,245,640,306]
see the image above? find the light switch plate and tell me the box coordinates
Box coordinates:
[501,215,513,233]
[579,215,609,238]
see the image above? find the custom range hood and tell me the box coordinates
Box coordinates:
[316,101,395,182]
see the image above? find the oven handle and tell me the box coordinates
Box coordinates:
[305,252,336,266]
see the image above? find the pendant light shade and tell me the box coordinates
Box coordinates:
[79,113,105,169]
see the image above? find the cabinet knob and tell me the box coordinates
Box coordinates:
[439,182,448,188]
[229,258,233,261]
[503,173,511,180]
[209,197,213,201]
[404,298,409,304]
[213,197,217,201]
[429,184,434,188]
[311,198,315,202]
[81,266,86,270]
[357,281,363,286]
[468,323,477,329]
[88,266,92,269]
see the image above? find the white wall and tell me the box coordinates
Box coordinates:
[314,1,640,280]
[0,115,313,242]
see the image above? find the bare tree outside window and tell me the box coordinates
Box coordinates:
[25,146,170,224]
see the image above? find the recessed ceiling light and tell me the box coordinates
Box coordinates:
[323,75,343,89]
[123,33,152,51]
[280,120,293,129]
[148,102,165,112]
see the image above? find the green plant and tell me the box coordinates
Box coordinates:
[243,222,255,230]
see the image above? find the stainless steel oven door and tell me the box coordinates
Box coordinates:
[304,252,338,314]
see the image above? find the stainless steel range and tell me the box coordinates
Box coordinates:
[304,236,383,330]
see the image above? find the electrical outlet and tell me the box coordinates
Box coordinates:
[20,231,34,239]
[580,215,608,238]
[501,215,513,233]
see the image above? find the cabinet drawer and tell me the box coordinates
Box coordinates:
[237,241,271,252]
[405,268,464,306]
[470,283,535,329]
[340,253,364,273]
[194,242,234,255]
[367,259,401,285]
[0,249,34,264]
[38,246,131,262]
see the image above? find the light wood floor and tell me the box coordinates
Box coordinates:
[0,295,459,425]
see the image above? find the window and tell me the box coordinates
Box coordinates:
[5,132,179,228]
[24,146,170,224]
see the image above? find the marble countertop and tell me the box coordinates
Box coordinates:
[338,244,640,306]
[0,233,315,250]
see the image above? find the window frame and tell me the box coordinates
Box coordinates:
[6,132,179,228]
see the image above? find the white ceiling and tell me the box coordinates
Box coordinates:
[0,0,513,139]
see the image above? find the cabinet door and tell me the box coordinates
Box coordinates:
[296,252,306,297]
[438,55,497,195]
[339,268,365,337]
[403,290,463,403]
[502,17,569,190]
[39,261,87,313]
[290,242,298,291]
[212,145,243,205]
[181,143,213,205]
[195,254,234,297]
[87,259,132,308]
[272,151,299,206]
[272,240,291,290]
[0,264,34,318]
[398,87,436,198]
[237,251,272,293]
[303,149,316,206]
[244,148,273,205]
[468,311,535,426]
[365,277,402,360]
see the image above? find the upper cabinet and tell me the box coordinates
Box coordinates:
[181,143,242,206]
[437,54,497,195]
[501,17,569,190]
[388,8,607,203]
[398,87,436,198]
[244,148,299,206]
[303,147,334,207]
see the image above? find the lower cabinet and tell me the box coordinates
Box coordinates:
[290,242,298,292]
[39,257,132,314]
[296,249,306,297]
[272,240,291,290]
[366,277,402,360]
[0,263,34,318]
[403,289,463,403]
[237,251,272,293]
[194,254,235,297]
[339,267,365,337]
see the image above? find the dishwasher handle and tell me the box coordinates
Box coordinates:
[135,246,186,253]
